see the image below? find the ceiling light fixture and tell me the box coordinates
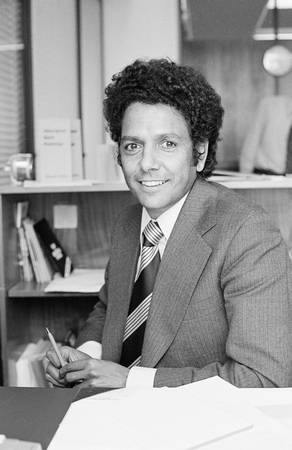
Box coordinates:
[267,0,292,9]
[262,0,292,92]
[254,0,292,40]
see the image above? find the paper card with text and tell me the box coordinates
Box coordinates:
[35,118,72,183]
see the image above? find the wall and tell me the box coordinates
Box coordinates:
[182,40,292,170]
[102,0,181,85]
[30,0,79,119]
[79,0,103,179]
[29,0,181,180]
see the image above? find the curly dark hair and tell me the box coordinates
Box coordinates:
[103,58,224,178]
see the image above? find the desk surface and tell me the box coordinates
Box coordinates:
[0,386,114,449]
[0,387,78,449]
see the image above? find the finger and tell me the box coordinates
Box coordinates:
[45,372,66,387]
[77,378,99,389]
[60,359,91,377]
[59,346,89,363]
[46,361,65,384]
[46,349,62,368]
[63,369,87,385]
[42,355,50,372]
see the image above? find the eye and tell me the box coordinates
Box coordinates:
[123,142,142,153]
[161,140,176,150]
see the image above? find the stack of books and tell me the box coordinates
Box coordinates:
[14,201,73,283]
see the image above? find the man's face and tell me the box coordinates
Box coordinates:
[120,102,202,219]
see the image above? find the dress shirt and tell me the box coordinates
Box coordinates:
[78,192,189,387]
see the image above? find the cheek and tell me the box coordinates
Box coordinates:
[120,157,134,176]
[172,158,193,178]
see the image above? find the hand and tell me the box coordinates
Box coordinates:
[43,346,90,387]
[59,359,130,389]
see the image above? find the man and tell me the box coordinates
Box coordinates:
[44,59,292,389]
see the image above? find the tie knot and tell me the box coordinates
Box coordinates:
[143,220,163,246]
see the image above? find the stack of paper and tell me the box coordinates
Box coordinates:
[45,268,105,293]
[48,377,292,450]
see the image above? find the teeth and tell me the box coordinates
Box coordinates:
[141,181,166,187]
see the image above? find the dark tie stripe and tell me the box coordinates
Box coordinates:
[120,321,147,368]
[128,251,160,314]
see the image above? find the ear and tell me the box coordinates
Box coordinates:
[196,141,209,173]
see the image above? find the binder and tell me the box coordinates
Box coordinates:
[34,218,73,277]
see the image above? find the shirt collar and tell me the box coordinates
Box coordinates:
[140,192,189,241]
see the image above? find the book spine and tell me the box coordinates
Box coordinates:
[22,220,41,283]
[17,227,34,282]
[23,219,52,283]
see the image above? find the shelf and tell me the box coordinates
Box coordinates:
[0,181,129,194]
[212,176,292,189]
[8,281,98,298]
[1,176,292,194]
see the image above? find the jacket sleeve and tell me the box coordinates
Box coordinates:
[154,212,292,388]
[75,262,110,347]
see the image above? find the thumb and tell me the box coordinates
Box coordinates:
[60,346,90,363]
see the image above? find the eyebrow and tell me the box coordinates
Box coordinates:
[120,133,181,142]
[120,136,142,143]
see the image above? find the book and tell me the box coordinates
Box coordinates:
[22,218,53,283]
[17,227,34,282]
[34,218,73,277]
[13,202,34,282]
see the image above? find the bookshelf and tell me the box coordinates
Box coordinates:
[0,183,134,385]
[0,179,292,385]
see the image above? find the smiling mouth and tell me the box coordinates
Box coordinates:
[139,180,168,187]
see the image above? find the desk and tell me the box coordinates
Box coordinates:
[0,385,114,449]
[0,386,78,449]
[1,381,292,450]
[48,379,292,450]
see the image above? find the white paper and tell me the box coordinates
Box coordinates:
[181,377,292,450]
[48,377,292,450]
[53,205,78,229]
[35,118,72,183]
[48,378,254,450]
[71,119,84,180]
[44,268,105,293]
[238,387,292,430]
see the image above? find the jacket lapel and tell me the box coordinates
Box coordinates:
[141,178,217,367]
[102,205,141,362]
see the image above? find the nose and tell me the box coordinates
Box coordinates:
[140,145,159,172]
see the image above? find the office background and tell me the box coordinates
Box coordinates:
[1,0,292,185]
[1,0,292,387]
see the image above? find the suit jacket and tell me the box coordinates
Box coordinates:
[77,178,292,388]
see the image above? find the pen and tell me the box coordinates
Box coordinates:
[46,327,66,367]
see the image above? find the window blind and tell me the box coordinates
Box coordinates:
[0,0,25,185]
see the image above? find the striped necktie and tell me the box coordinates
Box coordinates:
[120,220,164,368]
[286,126,292,174]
